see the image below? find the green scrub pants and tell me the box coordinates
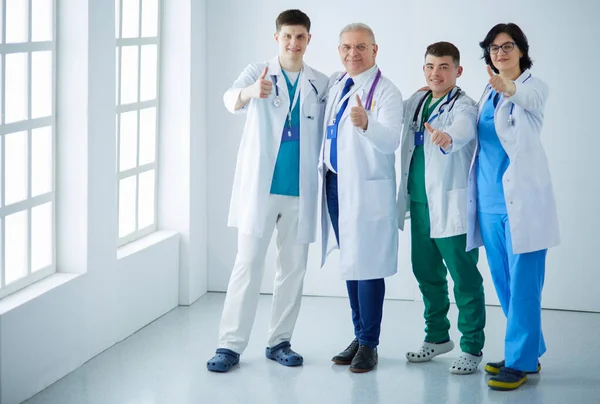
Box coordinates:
[410,201,486,355]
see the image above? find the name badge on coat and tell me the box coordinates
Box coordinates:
[414,131,425,146]
[281,125,300,142]
[327,124,338,140]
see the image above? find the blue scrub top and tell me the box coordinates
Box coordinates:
[270,70,301,197]
[476,90,510,214]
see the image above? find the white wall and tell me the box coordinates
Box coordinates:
[0,1,209,403]
[207,0,600,312]
[160,0,209,305]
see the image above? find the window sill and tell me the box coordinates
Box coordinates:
[117,230,179,261]
[0,272,82,315]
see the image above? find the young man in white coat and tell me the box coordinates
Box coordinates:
[206,9,329,372]
[322,23,403,373]
[398,42,486,374]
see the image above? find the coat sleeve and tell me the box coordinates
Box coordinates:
[444,98,477,153]
[506,77,548,114]
[358,81,404,154]
[223,63,262,115]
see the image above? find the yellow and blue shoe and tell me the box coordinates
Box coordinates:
[485,359,541,375]
[488,367,528,391]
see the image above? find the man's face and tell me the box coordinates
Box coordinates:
[423,54,462,96]
[338,30,378,76]
[274,25,311,63]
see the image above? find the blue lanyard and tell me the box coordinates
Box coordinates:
[335,69,381,111]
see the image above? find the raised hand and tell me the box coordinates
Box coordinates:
[248,66,273,99]
[487,65,516,96]
[424,122,452,149]
[350,95,369,130]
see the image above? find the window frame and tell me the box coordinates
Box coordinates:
[115,0,161,247]
[0,0,57,299]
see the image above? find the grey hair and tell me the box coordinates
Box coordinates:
[339,23,376,44]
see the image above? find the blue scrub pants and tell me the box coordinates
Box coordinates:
[478,212,547,372]
[326,171,385,348]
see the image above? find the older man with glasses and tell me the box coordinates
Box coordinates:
[319,23,403,373]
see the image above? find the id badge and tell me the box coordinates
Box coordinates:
[327,124,338,140]
[281,125,300,142]
[414,131,425,146]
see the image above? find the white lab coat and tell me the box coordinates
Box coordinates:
[319,67,403,280]
[466,70,560,254]
[223,56,329,243]
[397,87,477,238]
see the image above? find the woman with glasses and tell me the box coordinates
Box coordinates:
[465,23,560,391]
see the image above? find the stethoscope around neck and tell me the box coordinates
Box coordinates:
[478,84,515,126]
[409,87,462,132]
[328,69,382,124]
[477,73,531,126]
[271,73,319,108]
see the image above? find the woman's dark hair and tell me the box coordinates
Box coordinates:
[479,23,532,74]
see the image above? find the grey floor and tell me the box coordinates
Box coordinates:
[25,293,600,404]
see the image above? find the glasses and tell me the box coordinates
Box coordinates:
[339,44,373,53]
[488,41,516,55]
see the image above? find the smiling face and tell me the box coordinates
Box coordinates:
[338,29,378,77]
[274,24,311,65]
[490,32,522,76]
[423,54,462,98]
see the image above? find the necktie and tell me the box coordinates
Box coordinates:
[331,78,354,172]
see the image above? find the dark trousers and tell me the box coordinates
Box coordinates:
[326,171,385,347]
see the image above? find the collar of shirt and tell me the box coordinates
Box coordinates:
[344,64,378,89]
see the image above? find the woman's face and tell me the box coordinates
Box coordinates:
[490,32,523,74]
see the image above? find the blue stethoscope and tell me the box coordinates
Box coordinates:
[479,73,531,126]
[409,87,462,132]
[272,74,318,108]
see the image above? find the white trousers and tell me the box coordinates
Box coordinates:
[218,195,309,354]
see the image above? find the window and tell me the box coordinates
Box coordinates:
[115,0,160,246]
[0,0,55,299]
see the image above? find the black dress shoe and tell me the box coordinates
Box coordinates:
[331,338,359,365]
[349,345,378,373]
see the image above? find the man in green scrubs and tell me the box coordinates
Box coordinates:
[397,42,485,374]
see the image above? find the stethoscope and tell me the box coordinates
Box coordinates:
[272,73,319,108]
[328,68,382,124]
[409,87,462,132]
[477,73,531,126]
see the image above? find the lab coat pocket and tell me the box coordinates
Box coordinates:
[363,179,396,220]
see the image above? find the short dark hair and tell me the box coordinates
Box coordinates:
[479,23,533,74]
[275,9,311,33]
[425,42,460,66]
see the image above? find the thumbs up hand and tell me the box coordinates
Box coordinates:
[350,95,369,130]
[424,122,453,149]
[243,66,272,101]
[248,66,273,99]
[487,65,516,97]
[237,65,273,109]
